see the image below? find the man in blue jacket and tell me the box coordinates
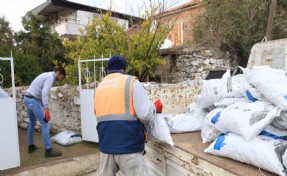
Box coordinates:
[94,55,163,176]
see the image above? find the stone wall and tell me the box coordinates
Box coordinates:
[11,81,201,134]
[14,86,81,134]
[157,47,233,83]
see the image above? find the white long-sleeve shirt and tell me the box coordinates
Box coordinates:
[132,79,157,121]
[27,72,56,108]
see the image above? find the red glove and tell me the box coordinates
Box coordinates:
[154,100,163,113]
[44,110,51,123]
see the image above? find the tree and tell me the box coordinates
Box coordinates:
[15,12,67,72]
[0,16,14,88]
[13,52,42,86]
[192,0,287,67]
[65,8,169,84]
[0,16,14,50]
[126,7,169,81]
[0,16,43,87]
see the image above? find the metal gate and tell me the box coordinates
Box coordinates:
[78,57,109,142]
[0,56,20,170]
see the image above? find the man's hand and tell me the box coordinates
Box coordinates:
[44,110,51,123]
[154,99,163,113]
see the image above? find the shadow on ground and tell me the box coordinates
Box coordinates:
[1,128,99,175]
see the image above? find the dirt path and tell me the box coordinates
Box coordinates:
[1,128,99,175]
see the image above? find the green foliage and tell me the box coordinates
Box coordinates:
[65,10,169,83]
[0,16,14,88]
[126,9,168,81]
[1,12,70,87]
[13,52,42,86]
[64,12,128,85]
[272,0,287,39]
[0,16,14,49]
[193,0,287,66]
[0,48,42,87]
[0,14,68,87]
[15,12,67,72]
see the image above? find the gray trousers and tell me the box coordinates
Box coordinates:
[97,152,149,176]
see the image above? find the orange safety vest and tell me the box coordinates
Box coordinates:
[94,73,145,154]
[95,73,136,118]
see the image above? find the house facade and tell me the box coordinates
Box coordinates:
[25,0,142,39]
[157,0,203,47]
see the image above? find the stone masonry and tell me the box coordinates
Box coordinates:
[158,47,233,83]
[9,80,201,134]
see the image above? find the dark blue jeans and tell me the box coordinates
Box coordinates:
[23,96,52,150]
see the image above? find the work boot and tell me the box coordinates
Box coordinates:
[45,148,62,158]
[28,144,37,153]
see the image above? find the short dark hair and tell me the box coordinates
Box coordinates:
[54,66,66,77]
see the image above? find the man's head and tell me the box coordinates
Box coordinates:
[54,66,66,81]
[107,55,127,71]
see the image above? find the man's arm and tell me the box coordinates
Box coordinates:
[42,76,54,109]
[133,79,157,121]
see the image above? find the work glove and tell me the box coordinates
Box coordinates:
[44,110,51,123]
[154,99,163,113]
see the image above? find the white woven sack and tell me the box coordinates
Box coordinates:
[198,72,245,108]
[164,102,208,133]
[272,111,287,130]
[214,97,250,108]
[186,102,209,116]
[201,108,224,143]
[51,131,82,146]
[240,65,287,111]
[144,113,174,146]
[241,81,268,102]
[205,133,287,176]
[164,113,203,133]
[283,150,287,170]
[210,101,281,141]
[260,125,287,140]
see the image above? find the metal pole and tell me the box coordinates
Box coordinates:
[78,58,109,63]
[93,55,96,83]
[78,55,82,90]
[10,56,16,100]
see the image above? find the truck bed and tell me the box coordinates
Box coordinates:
[146,132,275,176]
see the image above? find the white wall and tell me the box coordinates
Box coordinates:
[53,10,129,36]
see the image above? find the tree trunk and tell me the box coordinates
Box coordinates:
[266,0,277,41]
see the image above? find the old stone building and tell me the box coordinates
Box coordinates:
[153,0,235,84]
[155,47,233,83]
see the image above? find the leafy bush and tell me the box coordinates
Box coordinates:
[193,0,287,66]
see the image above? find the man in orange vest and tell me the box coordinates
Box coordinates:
[94,55,163,176]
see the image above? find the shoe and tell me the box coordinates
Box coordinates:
[28,145,37,153]
[45,148,62,158]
